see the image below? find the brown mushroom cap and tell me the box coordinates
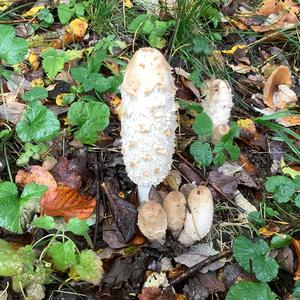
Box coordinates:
[263,65,291,109]
[137,201,167,241]
[163,191,186,234]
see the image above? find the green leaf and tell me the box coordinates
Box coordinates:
[38,9,54,25]
[47,240,77,272]
[67,100,110,144]
[86,73,114,93]
[213,143,226,166]
[128,14,148,33]
[19,183,47,205]
[192,37,212,55]
[12,262,50,293]
[226,143,240,161]
[31,216,55,230]
[190,141,212,167]
[142,19,154,34]
[148,33,166,49]
[270,234,292,249]
[226,281,277,300]
[41,48,67,79]
[0,25,28,64]
[265,176,295,203]
[0,182,22,233]
[58,3,74,24]
[71,66,89,83]
[247,211,266,226]
[22,87,48,103]
[176,99,203,114]
[295,194,300,208]
[293,280,300,299]
[233,236,278,282]
[67,218,89,236]
[192,112,213,137]
[0,239,24,276]
[16,104,60,142]
[73,250,103,285]
[87,48,107,73]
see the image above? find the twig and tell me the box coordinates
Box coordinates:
[166,249,232,287]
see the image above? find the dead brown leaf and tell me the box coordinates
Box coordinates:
[40,186,96,220]
[16,166,57,189]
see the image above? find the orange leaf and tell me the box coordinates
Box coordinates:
[40,186,96,220]
[15,166,57,189]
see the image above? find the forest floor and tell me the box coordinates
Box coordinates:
[0,0,300,299]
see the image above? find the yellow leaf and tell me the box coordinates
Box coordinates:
[68,267,80,281]
[280,158,300,179]
[31,79,44,87]
[0,0,13,11]
[56,94,66,106]
[124,0,133,8]
[68,19,88,38]
[22,5,44,17]
[221,44,247,55]
[29,52,40,70]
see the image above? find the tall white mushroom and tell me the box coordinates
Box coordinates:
[120,48,177,202]
[201,79,233,144]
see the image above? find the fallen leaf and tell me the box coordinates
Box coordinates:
[208,171,238,198]
[234,191,257,214]
[124,0,133,8]
[51,157,85,190]
[280,158,300,179]
[174,244,226,272]
[259,223,280,237]
[28,52,40,70]
[22,5,45,17]
[0,102,25,124]
[196,272,226,294]
[102,219,128,249]
[16,166,57,189]
[40,186,96,220]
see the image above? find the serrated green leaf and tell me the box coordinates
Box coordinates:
[270,234,292,249]
[0,25,28,64]
[192,112,213,137]
[265,176,295,203]
[16,104,60,142]
[128,14,148,33]
[226,281,277,300]
[233,236,278,283]
[71,66,89,83]
[58,3,74,24]
[22,87,48,103]
[190,141,212,166]
[47,240,77,272]
[31,216,55,230]
[67,100,110,144]
[73,250,103,284]
[67,218,89,236]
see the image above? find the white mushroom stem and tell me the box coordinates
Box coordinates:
[179,186,214,246]
[201,78,233,144]
[120,47,177,202]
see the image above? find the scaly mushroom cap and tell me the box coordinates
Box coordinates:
[163,191,186,234]
[120,48,177,200]
[179,186,214,246]
[137,201,167,241]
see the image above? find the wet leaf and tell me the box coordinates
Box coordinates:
[40,186,96,220]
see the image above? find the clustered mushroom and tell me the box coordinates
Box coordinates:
[120,47,215,246]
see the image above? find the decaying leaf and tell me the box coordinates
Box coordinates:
[0,102,25,124]
[40,186,96,220]
[16,166,57,190]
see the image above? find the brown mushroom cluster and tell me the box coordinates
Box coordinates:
[137,171,214,246]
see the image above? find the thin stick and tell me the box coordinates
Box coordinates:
[166,249,232,287]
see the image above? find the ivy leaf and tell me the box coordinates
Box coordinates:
[226,281,277,300]
[16,104,60,142]
[47,240,77,272]
[233,236,279,282]
[22,87,48,103]
[67,218,89,236]
[192,112,213,137]
[31,216,55,230]
[67,100,110,144]
[73,250,103,285]
[58,3,74,24]
[0,25,28,64]
[190,141,212,166]
[265,176,295,203]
